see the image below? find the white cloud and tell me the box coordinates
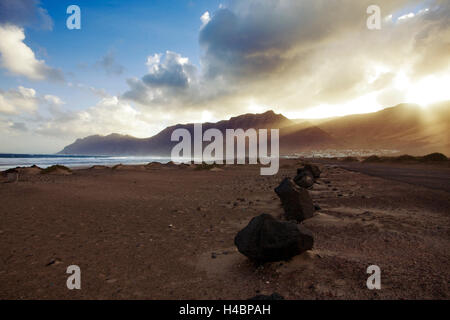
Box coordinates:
[397,8,430,22]
[37,96,153,139]
[0,86,38,114]
[68,82,109,98]
[44,94,65,106]
[0,24,63,81]
[146,53,162,72]
[397,12,415,21]
[200,11,211,28]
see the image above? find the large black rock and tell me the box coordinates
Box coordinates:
[274,178,315,222]
[234,214,314,262]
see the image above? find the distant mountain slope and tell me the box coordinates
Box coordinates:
[279,126,339,153]
[319,102,449,154]
[59,102,449,156]
[59,111,301,156]
[58,133,150,156]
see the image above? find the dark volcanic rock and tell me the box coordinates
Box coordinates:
[234,214,314,262]
[307,164,321,178]
[294,172,314,188]
[421,152,448,162]
[298,164,321,179]
[248,293,285,300]
[274,178,315,222]
[297,225,314,250]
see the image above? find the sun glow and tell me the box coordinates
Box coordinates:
[284,92,384,119]
[405,75,450,107]
[247,100,270,114]
[285,71,450,119]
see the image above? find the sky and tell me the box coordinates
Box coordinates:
[0,0,449,153]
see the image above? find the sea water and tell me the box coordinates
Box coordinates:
[0,154,172,171]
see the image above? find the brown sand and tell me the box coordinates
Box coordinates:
[0,160,449,299]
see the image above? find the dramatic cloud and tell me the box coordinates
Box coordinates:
[0,25,63,81]
[197,0,430,107]
[123,0,450,119]
[0,0,53,30]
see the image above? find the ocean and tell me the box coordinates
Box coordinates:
[0,154,172,171]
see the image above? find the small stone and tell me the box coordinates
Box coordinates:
[45,258,62,266]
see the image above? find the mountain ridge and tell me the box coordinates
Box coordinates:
[58,102,450,156]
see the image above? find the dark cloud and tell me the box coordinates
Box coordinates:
[199,7,295,80]
[39,64,65,82]
[199,0,423,82]
[10,121,28,131]
[142,64,188,88]
[0,0,53,30]
[143,51,194,88]
[95,51,125,76]
[122,77,153,105]
[122,51,198,106]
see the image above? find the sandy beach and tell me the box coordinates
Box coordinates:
[0,159,449,299]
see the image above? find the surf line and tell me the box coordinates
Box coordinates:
[170,123,280,175]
